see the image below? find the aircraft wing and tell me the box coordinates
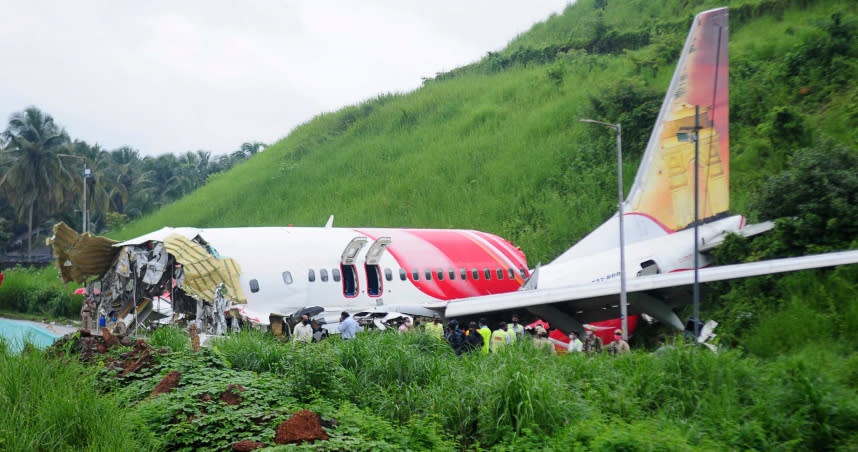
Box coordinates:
[444,249,858,330]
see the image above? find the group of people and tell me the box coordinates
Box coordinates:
[293,311,632,356]
[567,328,630,355]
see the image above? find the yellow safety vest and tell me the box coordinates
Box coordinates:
[490,329,509,352]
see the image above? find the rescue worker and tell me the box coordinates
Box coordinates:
[532,325,556,354]
[582,328,603,354]
[426,315,444,339]
[508,315,525,341]
[446,319,466,355]
[478,318,492,354]
[490,321,511,353]
[463,321,483,354]
[606,329,630,355]
[189,323,201,352]
[292,314,313,342]
[567,331,584,353]
[80,291,94,331]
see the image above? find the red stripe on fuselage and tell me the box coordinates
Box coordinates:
[357,228,528,300]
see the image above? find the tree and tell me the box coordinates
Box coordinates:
[0,107,73,259]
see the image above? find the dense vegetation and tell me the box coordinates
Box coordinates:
[1,0,857,449]
[0,108,265,259]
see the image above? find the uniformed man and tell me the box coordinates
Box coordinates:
[426,315,444,339]
[582,328,603,354]
[490,321,511,353]
[80,293,94,331]
[605,329,630,355]
[478,318,492,354]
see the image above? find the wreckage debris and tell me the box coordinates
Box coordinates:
[275,410,329,445]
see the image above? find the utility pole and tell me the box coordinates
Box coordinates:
[580,119,628,340]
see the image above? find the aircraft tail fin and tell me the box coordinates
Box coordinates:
[554,8,729,263]
[624,7,730,232]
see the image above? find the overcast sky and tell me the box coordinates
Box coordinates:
[0,1,571,157]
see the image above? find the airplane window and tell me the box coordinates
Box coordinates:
[484,269,491,280]
[308,269,316,282]
[436,269,444,280]
[399,268,407,281]
[412,269,419,280]
[508,268,515,279]
[460,268,467,280]
[384,268,393,281]
[320,269,329,282]
[425,269,432,280]
[496,268,504,279]
[282,271,293,285]
[249,279,259,293]
[449,268,456,280]
[332,268,341,282]
[472,269,479,280]
[520,268,527,278]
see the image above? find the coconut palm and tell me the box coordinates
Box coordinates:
[0,107,73,260]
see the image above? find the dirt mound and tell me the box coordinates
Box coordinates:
[232,440,268,451]
[152,370,181,396]
[275,410,329,445]
[219,384,245,405]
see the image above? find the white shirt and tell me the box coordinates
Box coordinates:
[567,337,584,352]
[293,322,313,342]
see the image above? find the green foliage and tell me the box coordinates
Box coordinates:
[148,326,190,353]
[0,266,77,319]
[0,344,156,451]
[754,143,858,253]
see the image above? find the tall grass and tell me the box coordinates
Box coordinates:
[0,265,78,320]
[0,339,155,451]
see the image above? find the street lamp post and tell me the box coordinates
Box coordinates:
[580,119,628,340]
[679,106,702,341]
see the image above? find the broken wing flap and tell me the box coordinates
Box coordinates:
[162,233,247,304]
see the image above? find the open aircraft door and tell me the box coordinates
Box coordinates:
[340,237,368,297]
[364,237,391,297]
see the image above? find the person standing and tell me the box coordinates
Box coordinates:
[478,318,492,354]
[567,331,584,353]
[338,311,360,339]
[605,329,630,355]
[446,320,466,355]
[508,315,525,341]
[80,293,94,331]
[490,321,511,353]
[293,314,313,342]
[533,325,556,354]
[398,317,412,334]
[582,328,603,354]
[311,319,326,342]
[426,315,444,339]
[464,321,484,354]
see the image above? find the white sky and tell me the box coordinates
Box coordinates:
[0,1,571,157]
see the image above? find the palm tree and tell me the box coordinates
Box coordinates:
[0,107,73,260]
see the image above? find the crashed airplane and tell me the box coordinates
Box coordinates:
[50,8,858,342]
